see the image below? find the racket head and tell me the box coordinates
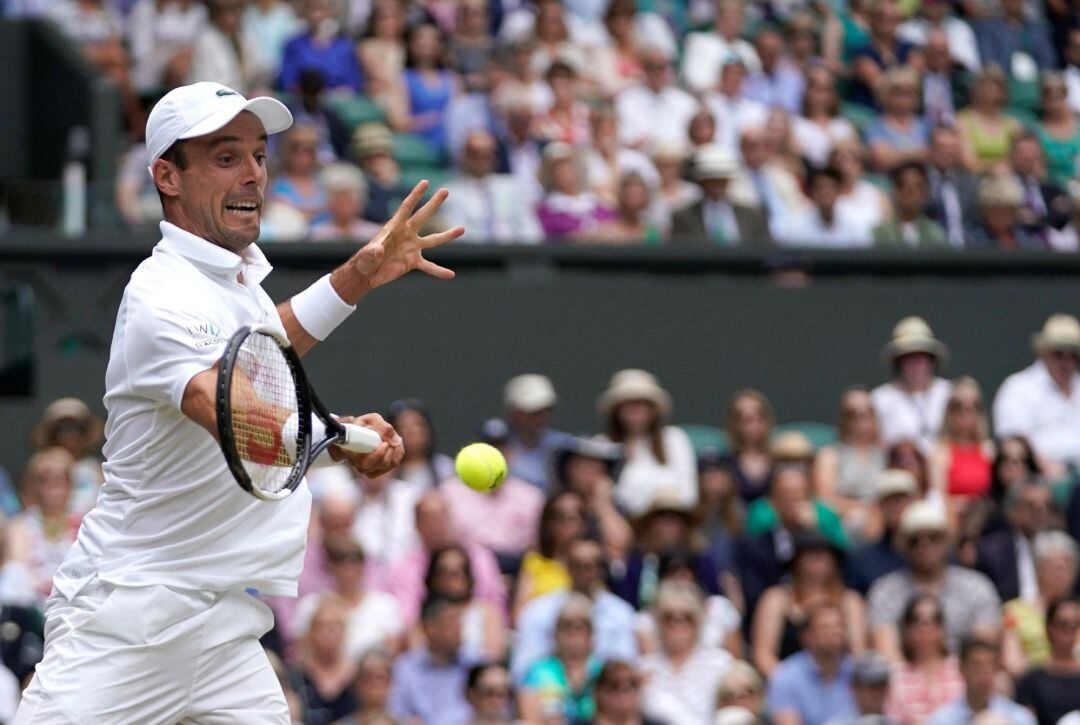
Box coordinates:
[216,324,313,500]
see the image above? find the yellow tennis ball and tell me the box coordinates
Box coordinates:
[455,443,507,492]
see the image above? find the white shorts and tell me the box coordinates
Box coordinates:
[13,579,289,724]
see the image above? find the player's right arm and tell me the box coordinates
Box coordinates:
[180,367,221,441]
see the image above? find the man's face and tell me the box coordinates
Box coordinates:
[905,528,948,574]
[772,468,811,529]
[155,112,269,252]
[854,682,889,715]
[931,129,960,169]
[756,31,781,70]
[880,493,912,532]
[894,168,928,215]
[1011,139,1041,177]
[1042,348,1080,385]
[462,133,497,177]
[805,609,847,658]
[1011,485,1053,536]
[416,495,453,549]
[925,32,951,72]
[567,541,604,593]
[740,132,768,169]
[423,603,464,655]
[961,648,998,698]
[701,177,730,201]
[811,175,840,215]
[641,53,670,92]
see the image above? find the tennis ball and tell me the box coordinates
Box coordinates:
[455,443,508,492]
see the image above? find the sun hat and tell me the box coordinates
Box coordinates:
[899,499,948,538]
[552,436,623,486]
[597,369,673,418]
[504,374,557,413]
[769,431,815,462]
[876,469,918,500]
[880,316,950,368]
[691,143,740,181]
[352,123,394,159]
[1032,313,1080,353]
[31,397,104,449]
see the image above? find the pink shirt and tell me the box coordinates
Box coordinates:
[886,657,965,725]
[440,476,543,556]
[385,541,508,627]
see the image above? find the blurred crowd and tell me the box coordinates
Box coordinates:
[2,311,1080,723]
[13,0,1080,246]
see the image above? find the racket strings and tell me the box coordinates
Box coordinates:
[230,334,301,494]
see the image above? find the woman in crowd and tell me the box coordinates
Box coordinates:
[519,593,603,723]
[385,399,454,493]
[829,139,891,243]
[750,532,867,677]
[792,66,857,169]
[30,397,104,516]
[1016,597,1080,725]
[1003,531,1080,676]
[267,123,327,227]
[357,0,406,109]
[533,61,592,147]
[866,66,930,173]
[465,663,516,725]
[929,377,994,519]
[715,661,767,721]
[888,441,930,497]
[593,0,645,97]
[599,369,697,517]
[720,389,776,503]
[593,660,660,725]
[514,491,585,613]
[650,141,699,219]
[1036,72,1080,186]
[537,143,617,241]
[391,21,458,160]
[289,594,359,725]
[697,446,745,590]
[983,435,1042,534]
[340,649,394,722]
[814,386,887,541]
[552,436,633,561]
[957,66,1022,173]
[687,108,717,150]
[885,594,965,724]
[597,171,663,245]
[423,544,507,662]
[308,163,382,242]
[583,106,657,210]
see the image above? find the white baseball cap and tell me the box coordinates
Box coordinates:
[146,82,293,166]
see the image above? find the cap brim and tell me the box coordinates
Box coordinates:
[179,96,293,142]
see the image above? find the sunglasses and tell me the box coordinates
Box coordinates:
[600,678,640,692]
[659,611,696,624]
[909,532,945,546]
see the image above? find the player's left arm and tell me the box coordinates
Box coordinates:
[279,180,464,356]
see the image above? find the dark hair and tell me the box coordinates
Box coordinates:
[596,659,638,689]
[154,140,190,207]
[887,441,928,494]
[900,593,946,662]
[424,544,474,601]
[363,0,407,40]
[466,663,508,691]
[800,600,844,634]
[990,435,1040,504]
[386,398,440,480]
[404,21,446,69]
[807,165,843,189]
[724,389,775,455]
[545,59,577,82]
[1046,597,1080,629]
[959,635,998,665]
[890,160,928,186]
[324,533,365,563]
[420,593,458,622]
[605,401,666,465]
[537,490,584,558]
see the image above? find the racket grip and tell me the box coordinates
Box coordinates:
[337,423,382,454]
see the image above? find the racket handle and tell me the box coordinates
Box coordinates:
[337,423,382,454]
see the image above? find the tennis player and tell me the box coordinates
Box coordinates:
[14,82,463,723]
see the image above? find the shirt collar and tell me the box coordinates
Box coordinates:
[158,221,273,286]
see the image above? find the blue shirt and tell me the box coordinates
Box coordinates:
[277,32,363,93]
[928,695,1037,725]
[767,651,857,725]
[388,649,478,725]
[506,428,573,493]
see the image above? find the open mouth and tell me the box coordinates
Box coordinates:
[224,201,261,217]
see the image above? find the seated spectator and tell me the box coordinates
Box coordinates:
[190,0,268,94]
[994,314,1080,477]
[871,316,952,454]
[845,470,918,595]
[886,594,965,724]
[30,398,104,516]
[533,61,591,148]
[752,531,867,678]
[421,545,507,663]
[973,0,1055,80]
[874,161,949,249]
[388,22,458,161]
[866,67,930,173]
[670,144,770,246]
[591,0,643,97]
[447,0,493,90]
[897,0,981,72]
[681,0,760,94]
[1009,131,1071,245]
[968,173,1048,250]
[356,0,406,111]
[774,166,869,248]
[888,441,932,496]
[308,164,382,242]
[1016,597,1080,725]
[286,70,352,163]
[520,593,603,722]
[464,663,515,725]
[490,40,552,116]
[243,0,301,73]
[651,141,699,222]
[1001,530,1078,676]
[930,377,995,513]
[339,649,394,722]
[926,125,981,249]
[986,436,1043,531]
[582,105,657,208]
[277,0,363,94]
[381,398,453,495]
[598,369,696,516]
[441,130,542,244]
[697,446,745,585]
[850,0,924,109]
[956,67,1022,174]
[128,0,207,94]
[928,636,1036,724]
[828,140,892,243]
[705,57,769,156]
[730,127,811,231]
[720,389,776,504]
[512,538,637,683]
[552,436,632,561]
[744,27,805,115]
[868,501,1002,662]
[763,109,805,181]
[351,123,411,224]
[525,0,591,82]
[688,107,718,150]
[537,143,616,242]
[767,602,858,725]
[387,491,506,627]
[501,374,571,493]
[716,661,767,721]
[1034,73,1080,187]
[514,491,585,613]
[640,581,734,725]
[593,660,658,725]
[267,123,326,230]
[919,29,965,129]
[826,652,894,725]
[389,595,478,724]
[595,171,663,244]
[288,594,359,725]
[745,445,849,548]
[616,47,697,150]
[793,67,858,170]
[1049,199,1080,252]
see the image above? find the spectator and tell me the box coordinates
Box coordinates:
[970,173,1049,250]
[868,500,1002,662]
[744,26,806,115]
[720,389,776,503]
[448,0,494,90]
[828,140,892,242]
[791,66,858,170]
[763,110,805,180]
[423,544,507,663]
[190,0,268,94]
[388,491,506,627]
[582,105,657,209]
[592,0,643,97]
[688,107,718,149]
[919,29,965,129]
[825,652,894,725]
[380,398,453,494]
[730,127,811,231]
[593,660,660,725]
[1009,132,1070,245]
[501,374,570,493]
[442,419,544,566]
[845,469,918,594]
[277,0,364,94]
[774,166,868,248]
[751,531,868,678]
[851,0,924,109]
[889,441,932,497]
[356,0,407,111]
[490,40,551,116]
[308,163,382,242]
[1066,26,1080,114]
[1015,596,1080,725]
[389,595,478,725]
[344,649,395,721]
[441,130,542,244]
[926,125,981,249]
[640,581,734,725]
[927,636,1036,725]
[533,61,591,148]
[598,369,696,516]
[30,397,104,516]
[596,171,663,244]
[465,663,515,725]
[267,123,326,227]
[651,141,699,218]
[988,436,1043,527]
[390,22,458,161]
[520,593,603,722]
[716,661,768,720]
[537,142,617,242]
[512,538,637,684]
[288,593,359,725]
[930,377,995,513]
[243,0,301,72]
[697,446,746,580]
[767,601,858,725]
[994,314,1080,476]
[705,57,769,157]
[897,0,981,72]
[670,143,770,246]
[128,0,207,94]
[885,594,966,724]
[874,161,948,249]
[956,67,1022,174]
[615,47,697,150]
[681,0,760,93]
[866,67,930,173]
[1034,73,1080,187]
[973,0,1056,80]
[1001,530,1078,676]
[351,123,411,224]
[551,436,632,561]
[527,0,590,82]
[514,491,585,613]
[286,70,352,163]
[977,476,1055,606]
[871,316,952,454]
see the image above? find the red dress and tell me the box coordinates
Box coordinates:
[947,443,992,497]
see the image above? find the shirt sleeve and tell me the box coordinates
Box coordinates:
[992,374,1030,438]
[967,572,1003,628]
[868,576,905,629]
[765,664,802,718]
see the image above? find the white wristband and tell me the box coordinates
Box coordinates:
[290,274,355,341]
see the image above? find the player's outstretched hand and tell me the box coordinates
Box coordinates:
[330,413,404,478]
[353,180,464,290]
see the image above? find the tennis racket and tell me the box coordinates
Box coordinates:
[215,324,382,500]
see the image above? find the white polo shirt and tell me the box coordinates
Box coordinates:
[53,221,311,599]
[993,360,1080,466]
[871,377,952,454]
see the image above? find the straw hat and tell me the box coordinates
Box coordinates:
[769,431,815,462]
[30,397,104,450]
[1032,313,1080,353]
[880,316,950,368]
[634,487,697,531]
[875,469,918,500]
[351,122,393,159]
[504,374,557,413]
[690,143,740,181]
[597,369,673,418]
[898,499,948,538]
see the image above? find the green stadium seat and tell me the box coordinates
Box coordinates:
[1007,78,1040,118]
[393,133,443,168]
[326,95,385,131]
[840,102,878,137]
[399,165,453,192]
[680,424,729,456]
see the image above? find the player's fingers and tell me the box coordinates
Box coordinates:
[409,187,449,229]
[390,180,429,225]
[416,257,455,280]
[354,413,402,447]
[420,225,465,250]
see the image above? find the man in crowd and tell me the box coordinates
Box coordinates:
[925,125,980,249]
[670,144,770,246]
[774,166,866,248]
[873,161,948,248]
[976,479,1055,602]
[824,653,895,725]
[502,374,571,493]
[615,46,697,150]
[928,637,1036,724]
[845,469,917,594]
[1008,132,1070,243]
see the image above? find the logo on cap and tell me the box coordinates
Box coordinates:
[216,89,238,97]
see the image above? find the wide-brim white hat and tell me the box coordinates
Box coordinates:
[597,369,672,418]
[1032,313,1080,353]
[880,316,950,368]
